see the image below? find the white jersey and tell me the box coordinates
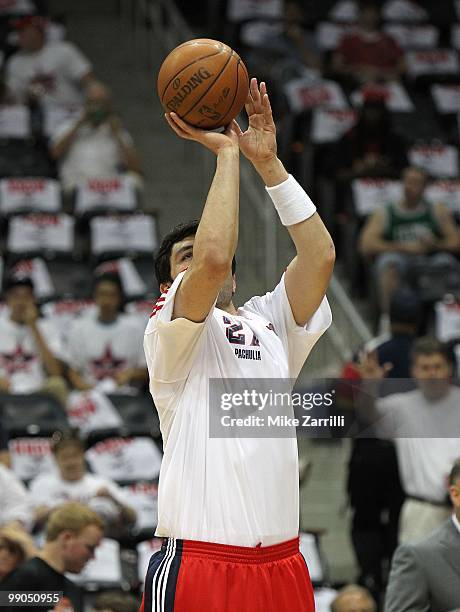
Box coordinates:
[66,314,146,387]
[0,316,65,393]
[6,41,91,108]
[144,271,331,546]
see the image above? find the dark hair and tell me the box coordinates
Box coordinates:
[3,276,34,295]
[410,337,452,365]
[358,0,380,10]
[0,536,26,565]
[449,458,460,486]
[51,428,84,455]
[154,220,236,287]
[93,272,124,297]
[93,591,139,612]
[389,286,422,326]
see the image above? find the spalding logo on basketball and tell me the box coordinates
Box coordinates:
[157,38,249,129]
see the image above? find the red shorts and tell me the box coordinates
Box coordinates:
[140,536,315,612]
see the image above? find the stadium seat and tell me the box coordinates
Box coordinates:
[0,392,69,437]
[107,393,160,438]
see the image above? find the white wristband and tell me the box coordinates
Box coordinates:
[265,174,316,226]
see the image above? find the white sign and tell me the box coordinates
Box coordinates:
[8,437,54,482]
[90,214,157,256]
[240,21,283,47]
[384,24,438,49]
[351,82,414,112]
[315,22,354,51]
[122,482,158,531]
[86,437,162,482]
[382,0,428,22]
[0,105,30,138]
[352,178,403,216]
[425,180,460,213]
[0,178,61,215]
[435,301,460,342]
[406,50,460,77]
[284,79,348,113]
[68,538,122,585]
[408,144,459,178]
[329,0,357,23]
[7,214,74,254]
[311,109,356,144]
[226,0,282,22]
[432,84,460,114]
[137,539,163,584]
[9,258,55,300]
[75,175,138,215]
[66,391,123,437]
[94,258,147,298]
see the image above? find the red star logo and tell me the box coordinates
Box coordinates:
[0,345,36,376]
[91,345,126,381]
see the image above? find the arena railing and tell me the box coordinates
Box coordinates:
[143,0,373,378]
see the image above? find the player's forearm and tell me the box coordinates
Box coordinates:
[193,146,240,272]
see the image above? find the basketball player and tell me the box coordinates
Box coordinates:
[141,79,335,611]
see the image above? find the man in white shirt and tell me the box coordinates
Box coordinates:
[385,457,460,612]
[0,277,67,402]
[6,15,94,109]
[358,337,460,544]
[29,429,136,536]
[141,79,335,611]
[50,81,142,192]
[66,273,147,393]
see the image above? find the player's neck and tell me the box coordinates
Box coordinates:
[218,301,238,316]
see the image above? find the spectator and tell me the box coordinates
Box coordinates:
[0,526,37,583]
[0,277,67,404]
[92,590,139,612]
[0,502,104,612]
[358,337,460,543]
[50,81,142,193]
[0,464,33,531]
[334,90,407,183]
[29,429,136,535]
[359,166,459,321]
[5,15,95,109]
[384,458,460,612]
[330,584,376,612]
[331,0,405,87]
[66,274,147,393]
[346,288,420,599]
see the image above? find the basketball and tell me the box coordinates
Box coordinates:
[157,38,249,129]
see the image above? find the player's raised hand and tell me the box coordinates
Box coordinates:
[165,112,239,156]
[234,78,277,164]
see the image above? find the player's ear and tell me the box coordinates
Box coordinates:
[160,282,172,294]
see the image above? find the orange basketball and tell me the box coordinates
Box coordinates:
[157,38,249,129]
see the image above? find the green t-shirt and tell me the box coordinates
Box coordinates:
[383,200,441,243]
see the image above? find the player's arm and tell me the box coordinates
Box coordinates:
[164,113,240,323]
[235,79,335,326]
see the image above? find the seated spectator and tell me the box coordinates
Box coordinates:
[0,277,67,404]
[358,337,460,544]
[331,0,405,86]
[50,81,142,192]
[330,584,376,612]
[359,166,459,321]
[0,502,103,612]
[0,464,33,531]
[29,429,136,536]
[5,15,95,109]
[334,90,407,183]
[384,458,460,612]
[0,525,37,583]
[66,274,147,393]
[92,590,139,612]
